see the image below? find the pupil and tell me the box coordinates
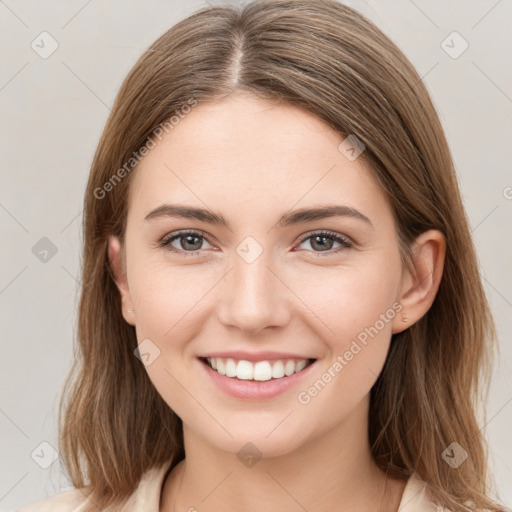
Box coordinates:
[312,235,331,251]
[183,235,201,250]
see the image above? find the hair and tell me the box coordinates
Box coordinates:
[57,1,505,510]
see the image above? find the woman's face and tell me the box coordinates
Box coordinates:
[110,93,410,457]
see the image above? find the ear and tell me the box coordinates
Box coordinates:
[108,235,136,326]
[392,229,446,334]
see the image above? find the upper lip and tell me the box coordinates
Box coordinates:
[199,351,316,362]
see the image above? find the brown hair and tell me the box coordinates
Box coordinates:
[58,1,505,510]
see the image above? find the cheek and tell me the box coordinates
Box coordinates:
[292,262,401,423]
[127,261,212,420]
[294,255,401,343]
[129,259,214,341]
[289,255,403,406]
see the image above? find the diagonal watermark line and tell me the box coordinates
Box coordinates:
[418,61,439,82]
[61,0,93,29]
[471,204,499,233]
[163,163,234,234]
[471,0,502,29]
[406,0,439,28]
[265,409,294,438]
[0,265,28,295]
[0,202,29,232]
[0,62,29,92]
[397,486,426,511]
[60,265,82,286]
[162,367,234,438]
[266,471,310,511]
[200,471,233,502]
[265,266,336,336]
[60,208,83,233]
[61,61,111,110]
[482,274,512,308]
[472,62,512,104]
[0,472,29,502]
[368,367,379,378]
[163,267,234,337]
[358,0,387,28]
[408,61,439,97]
[475,396,512,436]
[0,0,29,28]
[0,408,29,438]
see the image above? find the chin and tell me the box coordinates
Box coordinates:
[197,422,313,461]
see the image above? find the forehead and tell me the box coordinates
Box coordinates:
[128,94,390,226]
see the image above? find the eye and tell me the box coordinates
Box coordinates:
[158,230,213,256]
[295,230,353,255]
[157,229,353,257]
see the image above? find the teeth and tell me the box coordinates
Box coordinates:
[271,360,284,379]
[205,357,312,381]
[284,360,296,376]
[296,359,307,372]
[225,358,237,377]
[253,361,272,381]
[237,360,253,380]
[216,359,226,375]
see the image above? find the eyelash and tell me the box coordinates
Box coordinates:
[157,229,353,257]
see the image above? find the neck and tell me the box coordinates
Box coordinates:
[161,397,405,512]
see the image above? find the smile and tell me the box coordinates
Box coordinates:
[200,357,315,381]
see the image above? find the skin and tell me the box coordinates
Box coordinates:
[108,93,446,512]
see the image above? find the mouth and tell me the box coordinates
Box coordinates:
[199,356,316,381]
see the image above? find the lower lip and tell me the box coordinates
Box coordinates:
[198,358,317,400]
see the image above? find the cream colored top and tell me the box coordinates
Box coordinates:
[18,460,441,511]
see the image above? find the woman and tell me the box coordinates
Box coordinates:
[19,0,506,511]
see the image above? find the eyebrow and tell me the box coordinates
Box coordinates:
[144,203,374,230]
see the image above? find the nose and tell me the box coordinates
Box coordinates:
[216,247,291,335]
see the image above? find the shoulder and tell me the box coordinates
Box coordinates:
[17,459,175,512]
[16,488,91,512]
[400,473,451,512]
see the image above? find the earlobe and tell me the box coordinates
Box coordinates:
[108,235,136,326]
[392,229,446,334]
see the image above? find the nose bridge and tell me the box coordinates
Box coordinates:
[218,238,288,332]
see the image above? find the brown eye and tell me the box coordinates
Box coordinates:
[159,230,212,255]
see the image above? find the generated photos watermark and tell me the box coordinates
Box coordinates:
[297,301,403,405]
[94,97,198,200]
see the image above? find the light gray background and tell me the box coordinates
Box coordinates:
[1,0,511,509]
